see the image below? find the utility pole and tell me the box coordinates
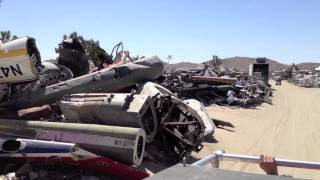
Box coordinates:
[166,55,173,74]
[167,55,173,64]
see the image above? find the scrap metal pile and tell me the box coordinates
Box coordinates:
[0,37,216,179]
[278,64,319,88]
[289,74,319,88]
[159,62,272,107]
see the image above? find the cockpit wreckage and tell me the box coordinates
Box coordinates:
[0,37,218,179]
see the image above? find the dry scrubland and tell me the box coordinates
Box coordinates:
[194,81,320,179]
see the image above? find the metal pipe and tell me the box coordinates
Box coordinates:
[191,152,218,167]
[0,56,164,109]
[0,138,78,155]
[0,119,146,166]
[221,152,320,170]
[192,150,320,170]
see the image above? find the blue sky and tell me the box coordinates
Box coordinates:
[1,0,320,64]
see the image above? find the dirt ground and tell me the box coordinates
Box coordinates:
[192,81,320,179]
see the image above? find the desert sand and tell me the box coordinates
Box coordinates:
[193,81,320,179]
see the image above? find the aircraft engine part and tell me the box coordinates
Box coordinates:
[0,119,146,166]
[60,93,158,142]
[183,99,215,137]
[40,62,73,86]
[0,56,164,109]
[137,82,205,165]
[0,37,41,84]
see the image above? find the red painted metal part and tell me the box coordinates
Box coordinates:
[6,156,149,180]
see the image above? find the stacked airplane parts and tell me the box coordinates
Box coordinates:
[0,119,146,167]
[0,37,213,179]
[137,82,208,165]
[0,138,148,179]
[58,82,210,165]
[59,93,158,142]
[0,56,164,109]
[160,65,272,107]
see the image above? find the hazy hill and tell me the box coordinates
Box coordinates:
[222,56,287,72]
[297,62,320,71]
[45,57,319,72]
[167,57,319,72]
[167,57,288,72]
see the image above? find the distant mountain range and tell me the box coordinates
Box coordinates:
[167,56,320,72]
[295,62,320,71]
[45,56,319,73]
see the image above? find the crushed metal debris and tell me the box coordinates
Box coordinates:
[0,37,272,179]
